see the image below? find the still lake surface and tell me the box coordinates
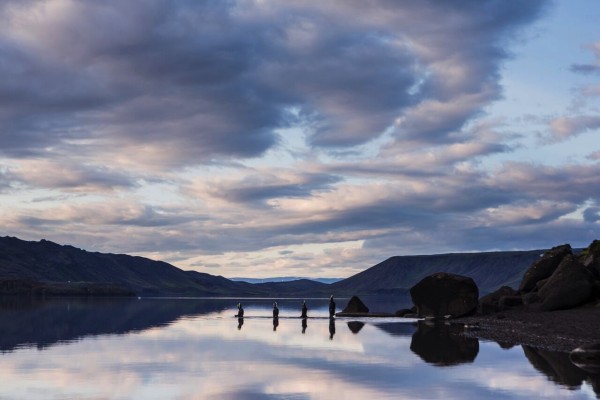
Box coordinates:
[0,297,598,399]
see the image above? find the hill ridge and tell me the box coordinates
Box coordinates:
[1,236,549,297]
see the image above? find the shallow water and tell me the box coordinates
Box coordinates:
[0,297,598,399]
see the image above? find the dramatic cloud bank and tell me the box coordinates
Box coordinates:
[1,0,598,277]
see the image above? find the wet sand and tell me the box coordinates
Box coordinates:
[452,305,600,353]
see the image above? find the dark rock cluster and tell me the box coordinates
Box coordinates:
[401,239,600,319]
[480,240,600,314]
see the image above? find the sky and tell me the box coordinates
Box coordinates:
[0,0,599,279]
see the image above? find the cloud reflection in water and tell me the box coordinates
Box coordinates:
[0,298,596,399]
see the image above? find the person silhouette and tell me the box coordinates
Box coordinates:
[236,303,244,318]
[329,295,336,318]
[237,317,244,330]
[273,302,279,318]
[301,300,308,318]
[329,317,336,340]
[301,317,307,334]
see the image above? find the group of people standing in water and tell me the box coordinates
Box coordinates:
[235,296,337,339]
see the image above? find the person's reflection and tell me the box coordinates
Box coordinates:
[237,317,244,330]
[329,317,336,340]
[273,316,279,331]
[301,317,307,334]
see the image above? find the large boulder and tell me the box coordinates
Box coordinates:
[410,272,478,318]
[478,286,517,315]
[519,244,572,292]
[581,240,600,279]
[341,296,369,313]
[537,255,594,311]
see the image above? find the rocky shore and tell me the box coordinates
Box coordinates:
[405,239,600,353]
[453,306,600,353]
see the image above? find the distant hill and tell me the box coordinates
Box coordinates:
[0,236,332,297]
[0,236,250,296]
[1,236,552,297]
[331,251,546,295]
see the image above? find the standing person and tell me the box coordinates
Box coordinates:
[236,303,244,318]
[273,302,279,318]
[328,295,336,318]
[301,300,308,318]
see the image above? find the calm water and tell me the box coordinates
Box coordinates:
[0,297,598,399]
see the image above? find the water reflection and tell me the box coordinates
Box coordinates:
[0,297,597,399]
[0,296,229,352]
[347,321,365,334]
[329,317,336,340]
[524,346,600,394]
[410,321,479,366]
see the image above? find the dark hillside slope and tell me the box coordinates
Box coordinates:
[0,236,334,297]
[0,236,246,296]
[1,236,555,297]
[332,250,545,295]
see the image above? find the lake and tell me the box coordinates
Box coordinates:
[0,297,598,399]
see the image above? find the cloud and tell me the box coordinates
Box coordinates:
[196,170,342,206]
[549,115,600,141]
[0,0,546,168]
[588,150,600,161]
[581,84,600,97]
[10,160,137,192]
[8,0,597,278]
[584,207,600,223]
[570,41,600,75]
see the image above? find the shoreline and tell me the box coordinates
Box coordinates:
[451,306,600,353]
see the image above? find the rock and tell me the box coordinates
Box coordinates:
[341,296,369,313]
[538,255,594,311]
[592,282,600,299]
[498,295,523,309]
[586,263,600,280]
[402,313,420,319]
[522,292,541,305]
[395,308,414,317]
[410,272,479,318]
[580,240,600,266]
[570,343,600,374]
[519,244,572,292]
[535,278,549,292]
[581,240,600,279]
[478,286,517,315]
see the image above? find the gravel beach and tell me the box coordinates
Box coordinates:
[452,305,600,353]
